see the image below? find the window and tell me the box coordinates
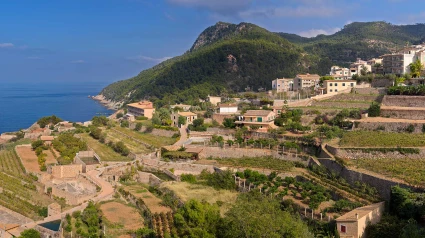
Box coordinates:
[329,89,333,92]
[335,83,338,86]
[340,225,346,233]
[342,83,346,86]
[335,89,338,92]
[351,83,354,87]
[330,83,333,86]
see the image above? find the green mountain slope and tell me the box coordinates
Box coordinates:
[279,21,425,66]
[100,22,321,106]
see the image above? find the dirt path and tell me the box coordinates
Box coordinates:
[173,126,187,147]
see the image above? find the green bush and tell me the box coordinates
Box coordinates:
[181,174,197,183]
[368,103,381,117]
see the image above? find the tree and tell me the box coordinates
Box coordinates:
[409,59,423,78]
[223,118,236,128]
[19,229,41,238]
[368,103,381,117]
[135,122,143,131]
[222,191,313,238]
[178,116,186,126]
[89,126,102,139]
[360,65,368,76]
[395,76,406,86]
[116,112,124,118]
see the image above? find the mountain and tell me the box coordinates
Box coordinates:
[279,21,425,66]
[100,21,425,107]
[100,22,323,107]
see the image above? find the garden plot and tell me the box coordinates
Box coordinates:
[124,185,172,214]
[100,201,144,230]
[15,145,57,173]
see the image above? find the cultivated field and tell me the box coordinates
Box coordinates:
[100,201,144,230]
[79,134,130,162]
[15,145,58,173]
[205,157,296,172]
[123,185,172,214]
[161,181,238,215]
[104,129,151,154]
[340,131,425,147]
[0,149,25,175]
[112,126,177,148]
[351,158,425,187]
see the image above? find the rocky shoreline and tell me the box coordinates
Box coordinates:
[91,94,122,110]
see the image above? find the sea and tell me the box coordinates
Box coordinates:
[0,81,114,134]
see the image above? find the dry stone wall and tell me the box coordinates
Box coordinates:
[380,108,425,120]
[326,144,425,160]
[355,121,425,133]
[51,164,82,178]
[382,95,425,107]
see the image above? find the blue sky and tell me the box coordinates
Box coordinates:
[1,0,424,85]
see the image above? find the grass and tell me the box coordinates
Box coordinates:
[123,184,172,214]
[351,158,425,187]
[340,131,425,147]
[79,134,131,162]
[210,157,295,171]
[113,126,177,148]
[161,181,238,215]
[104,129,151,154]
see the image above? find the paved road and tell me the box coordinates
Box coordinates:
[173,125,188,147]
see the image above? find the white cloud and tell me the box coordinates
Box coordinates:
[240,6,339,19]
[298,27,340,37]
[168,0,252,15]
[127,55,172,64]
[0,43,14,48]
[71,60,85,64]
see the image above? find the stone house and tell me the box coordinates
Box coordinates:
[171,111,197,127]
[272,78,294,92]
[293,73,321,90]
[324,80,357,94]
[336,202,385,238]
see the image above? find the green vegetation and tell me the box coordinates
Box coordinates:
[368,102,381,117]
[351,158,425,186]
[388,85,425,95]
[280,21,425,72]
[340,131,425,147]
[188,118,207,131]
[113,126,176,148]
[53,133,87,164]
[210,156,297,171]
[37,115,62,128]
[19,229,41,238]
[100,22,316,106]
[63,201,103,238]
[79,134,129,161]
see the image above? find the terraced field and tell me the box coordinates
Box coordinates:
[340,131,425,147]
[0,143,54,219]
[112,127,177,148]
[104,128,151,154]
[79,134,130,162]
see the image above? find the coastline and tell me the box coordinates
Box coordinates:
[91,94,122,110]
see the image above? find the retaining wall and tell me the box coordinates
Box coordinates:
[352,87,386,95]
[137,171,162,186]
[382,95,425,107]
[325,144,425,160]
[380,108,425,120]
[355,121,425,133]
[51,164,82,178]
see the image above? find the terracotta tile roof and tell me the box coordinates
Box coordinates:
[244,110,273,117]
[178,111,196,117]
[127,101,154,109]
[336,202,384,222]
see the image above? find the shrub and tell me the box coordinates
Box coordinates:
[116,112,124,118]
[31,140,44,150]
[406,124,415,133]
[368,103,381,117]
[181,174,197,183]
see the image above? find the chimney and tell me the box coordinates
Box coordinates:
[355,213,359,219]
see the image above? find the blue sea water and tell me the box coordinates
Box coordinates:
[0,82,114,134]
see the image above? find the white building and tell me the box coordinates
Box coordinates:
[330,66,351,79]
[349,58,371,76]
[218,103,238,114]
[382,44,425,75]
[271,78,294,92]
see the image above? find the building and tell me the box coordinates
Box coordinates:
[330,66,351,79]
[235,110,277,132]
[272,105,285,115]
[349,58,371,76]
[40,136,54,146]
[0,223,20,238]
[218,103,238,114]
[293,74,320,90]
[336,202,385,238]
[127,101,156,119]
[271,78,294,92]
[324,80,357,94]
[381,45,425,75]
[171,111,197,127]
[170,104,191,111]
[207,95,221,106]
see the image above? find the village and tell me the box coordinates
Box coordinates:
[1,44,425,238]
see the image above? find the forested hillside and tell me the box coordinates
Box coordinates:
[100,22,324,106]
[279,21,425,66]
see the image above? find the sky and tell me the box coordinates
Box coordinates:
[1,0,424,85]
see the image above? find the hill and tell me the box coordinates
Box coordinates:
[99,22,324,107]
[279,21,425,66]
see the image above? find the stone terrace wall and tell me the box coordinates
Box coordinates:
[380,108,425,120]
[318,158,417,201]
[325,144,425,160]
[51,186,94,205]
[137,171,162,186]
[141,158,215,175]
[355,121,425,133]
[382,95,425,107]
[353,87,386,95]
[371,78,393,87]
[51,164,82,178]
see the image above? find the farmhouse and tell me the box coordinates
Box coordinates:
[171,111,197,127]
[40,136,54,146]
[218,103,238,114]
[235,110,277,132]
[336,202,384,238]
[127,101,156,119]
[324,80,357,94]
